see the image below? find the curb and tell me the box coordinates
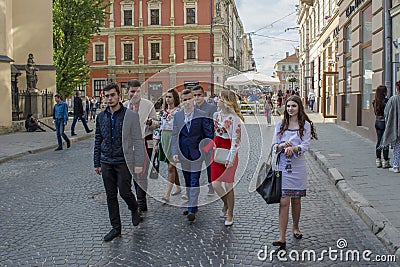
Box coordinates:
[0,133,95,164]
[308,149,400,258]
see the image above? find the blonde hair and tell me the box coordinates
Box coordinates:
[220,90,244,122]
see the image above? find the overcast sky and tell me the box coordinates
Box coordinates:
[234,0,299,75]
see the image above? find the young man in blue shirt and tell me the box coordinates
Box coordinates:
[53,94,70,151]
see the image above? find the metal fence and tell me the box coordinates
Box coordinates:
[12,90,54,121]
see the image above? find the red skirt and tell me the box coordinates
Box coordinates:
[211,136,238,183]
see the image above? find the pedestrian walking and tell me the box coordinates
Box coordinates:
[123,79,159,213]
[85,96,90,122]
[308,89,315,112]
[210,90,244,226]
[53,94,70,151]
[90,96,98,121]
[380,80,400,173]
[264,96,273,126]
[372,85,390,168]
[71,91,93,136]
[171,89,214,223]
[192,85,217,196]
[153,89,182,202]
[271,95,318,251]
[94,83,144,242]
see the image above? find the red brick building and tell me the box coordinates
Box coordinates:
[86,0,254,102]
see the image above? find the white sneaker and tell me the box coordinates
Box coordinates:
[389,167,400,173]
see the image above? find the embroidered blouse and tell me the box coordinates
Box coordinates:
[153,108,180,140]
[213,111,243,163]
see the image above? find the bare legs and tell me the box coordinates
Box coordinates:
[277,197,302,242]
[163,163,180,201]
[212,181,234,223]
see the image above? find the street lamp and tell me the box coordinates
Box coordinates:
[286,72,298,92]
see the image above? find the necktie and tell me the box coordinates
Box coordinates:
[185,114,191,132]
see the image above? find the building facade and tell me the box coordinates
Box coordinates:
[273,52,300,93]
[297,0,339,118]
[87,0,254,101]
[298,0,399,141]
[0,0,56,130]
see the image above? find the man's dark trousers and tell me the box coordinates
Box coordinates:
[181,159,202,214]
[133,141,152,211]
[71,114,91,134]
[101,162,138,230]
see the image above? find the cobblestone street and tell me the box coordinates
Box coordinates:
[0,123,395,266]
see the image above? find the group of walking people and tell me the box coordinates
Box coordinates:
[92,80,318,252]
[93,81,246,242]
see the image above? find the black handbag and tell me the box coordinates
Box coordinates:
[256,146,282,204]
[149,150,159,179]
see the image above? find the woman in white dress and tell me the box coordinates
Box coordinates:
[271,95,318,250]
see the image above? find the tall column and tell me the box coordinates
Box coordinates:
[170,33,175,64]
[170,0,175,26]
[139,0,143,27]
[109,2,114,28]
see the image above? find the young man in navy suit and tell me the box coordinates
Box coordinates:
[171,89,214,222]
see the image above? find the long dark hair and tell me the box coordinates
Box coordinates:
[163,89,180,109]
[373,85,387,116]
[279,95,318,140]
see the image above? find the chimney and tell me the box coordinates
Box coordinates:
[286,52,289,58]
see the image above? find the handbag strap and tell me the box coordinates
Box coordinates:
[266,143,281,168]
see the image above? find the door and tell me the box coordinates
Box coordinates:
[322,72,338,118]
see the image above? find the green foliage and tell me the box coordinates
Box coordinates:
[53,0,110,98]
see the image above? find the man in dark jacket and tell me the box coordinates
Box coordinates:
[94,83,144,242]
[71,91,92,136]
[192,85,217,195]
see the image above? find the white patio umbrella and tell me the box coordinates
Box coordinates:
[225,71,280,86]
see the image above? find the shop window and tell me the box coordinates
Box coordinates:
[362,46,372,109]
[345,57,352,106]
[362,5,372,42]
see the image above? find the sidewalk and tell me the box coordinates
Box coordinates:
[305,112,400,256]
[0,120,95,164]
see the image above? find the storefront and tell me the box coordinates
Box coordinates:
[337,0,383,140]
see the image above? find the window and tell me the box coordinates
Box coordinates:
[123,10,133,26]
[123,43,133,61]
[345,57,352,106]
[289,65,292,71]
[93,79,107,100]
[282,65,286,71]
[362,5,372,42]
[150,9,159,25]
[362,5,372,109]
[186,8,196,24]
[186,42,196,59]
[150,43,160,60]
[95,44,104,61]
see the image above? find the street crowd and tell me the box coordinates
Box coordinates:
[46,79,400,253]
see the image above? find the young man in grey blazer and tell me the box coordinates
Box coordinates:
[192,85,217,195]
[123,80,159,213]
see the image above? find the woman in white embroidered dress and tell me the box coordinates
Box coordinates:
[211,90,244,226]
[271,95,317,250]
[153,89,181,202]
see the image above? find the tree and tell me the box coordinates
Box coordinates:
[53,0,110,98]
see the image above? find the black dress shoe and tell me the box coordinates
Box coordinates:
[183,210,189,216]
[132,209,143,226]
[293,233,303,239]
[87,129,93,133]
[55,147,62,151]
[187,213,196,222]
[103,229,121,242]
[71,133,77,136]
[272,241,286,250]
[66,141,71,148]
